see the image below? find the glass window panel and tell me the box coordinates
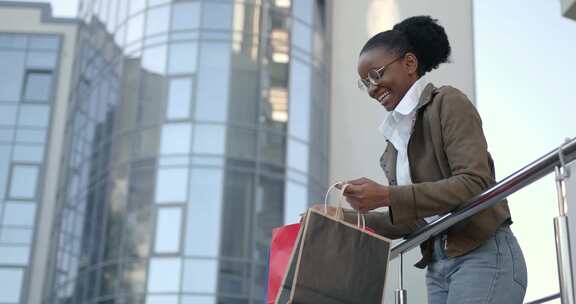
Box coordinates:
[228,68,259,125]
[195,43,231,122]
[0,129,14,142]
[0,105,18,126]
[8,165,39,199]
[228,127,257,160]
[181,296,216,304]
[192,124,226,155]
[0,268,24,302]
[287,139,309,173]
[0,146,10,200]
[130,0,146,14]
[115,23,127,46]
[146,5,170,36]
[26,52,58,69]
[23,71,53,102]
[155,167,189,203]
[127,39,143,57]
[170,32,199,42]
[288,60,311,141]
[117,0,129,22]
[146,295,179,304]
[2,203,36,226]
[202,3,233,30]
[17,105,50,127]
[185,169,223,256]
[284,181,307,224]
[127,13,145,43]
[148,0,170,5]
[190,155,224,167]
[29,35,60,50]
[182,259,217,293]
[0,228,34,244]
[15,129,46,144]
[145,34,168,46]
[293,0,313,23]
[0,51,25,102]
[287,169,308,184]
[292,21,312,52]
[142,45,167,74]
[160,123,192,154]
[171,2,201,30]
[166,78,192,119]
[12,145,44,162]
[154,207,182,253]
[0,246,30,265]
[147,258,182,292]
[0,35,27,48]
[159,156,190,167]
[168,43,198,74]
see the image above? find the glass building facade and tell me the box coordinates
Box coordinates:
[44,0,330,303]
[0,33,61,304]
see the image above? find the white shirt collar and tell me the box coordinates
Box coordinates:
[378,76,428,136]
[393,75,428,116]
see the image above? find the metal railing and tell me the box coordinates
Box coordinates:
[525,293,561,304]
[389,137,576,304]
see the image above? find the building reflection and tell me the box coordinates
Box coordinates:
[45,1,329,303]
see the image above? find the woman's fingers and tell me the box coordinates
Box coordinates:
[346,177,370,185]
[343,184,363,197]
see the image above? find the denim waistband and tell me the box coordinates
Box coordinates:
[431,223,512,260]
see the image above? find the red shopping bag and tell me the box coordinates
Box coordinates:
[266,223,301,304]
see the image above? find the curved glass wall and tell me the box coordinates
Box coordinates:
[45,0,329,303]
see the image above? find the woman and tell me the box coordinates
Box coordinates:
[319,16,527,303]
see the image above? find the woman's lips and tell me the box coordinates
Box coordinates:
[378,90,392,107]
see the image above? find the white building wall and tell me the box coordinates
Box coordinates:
[329,1,476,302]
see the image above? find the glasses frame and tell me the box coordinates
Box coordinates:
[357,56,404,90]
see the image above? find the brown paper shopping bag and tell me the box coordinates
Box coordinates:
[276,184,391,304]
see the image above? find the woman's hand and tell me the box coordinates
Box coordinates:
[338,178,390,212]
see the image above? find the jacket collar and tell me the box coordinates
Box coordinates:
[394,76,429,116]
[416,83,437,111]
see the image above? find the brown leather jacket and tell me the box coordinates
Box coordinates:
[346,83,511,268]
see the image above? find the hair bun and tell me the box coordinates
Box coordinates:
[393,16,451,74]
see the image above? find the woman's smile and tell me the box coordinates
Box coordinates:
[377,88,392,107]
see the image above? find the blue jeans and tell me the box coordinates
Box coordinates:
[426,225,527,304]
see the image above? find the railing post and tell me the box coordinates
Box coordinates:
[554,160,575,304]
[395,252,407,304]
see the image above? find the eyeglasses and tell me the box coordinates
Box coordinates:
[357,56,403,91]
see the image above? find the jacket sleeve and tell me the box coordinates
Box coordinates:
[342,209,426,239]
[388,89,495,225]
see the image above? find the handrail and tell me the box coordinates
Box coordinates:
[389,137,576,260]
[524,293,560,304]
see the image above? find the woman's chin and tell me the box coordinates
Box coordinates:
[382,100,397,111]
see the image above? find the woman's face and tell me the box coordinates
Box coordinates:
[357,47,419,111]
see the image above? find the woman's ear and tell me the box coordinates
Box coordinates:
[404,52,419,76]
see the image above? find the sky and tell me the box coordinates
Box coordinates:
[474,0,576,302]
[11,0,77,17]
[10,0,576,302]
